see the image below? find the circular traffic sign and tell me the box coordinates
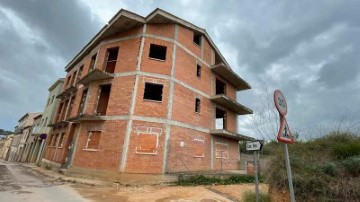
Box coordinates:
[274,90,288,116]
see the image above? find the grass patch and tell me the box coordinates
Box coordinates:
[242,191,272,202]
[177,174,264,186]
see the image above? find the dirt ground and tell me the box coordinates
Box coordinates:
[73,183,269,202]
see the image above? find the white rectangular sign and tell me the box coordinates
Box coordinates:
[246,141,262,151]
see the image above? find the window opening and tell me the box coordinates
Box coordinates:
[76,65,83,83]
[193,32,202,46]
[78,89,88,115]
[195,98,201,113]
[96,85,111,115]
[143,83,163,101]
[85,131,101,150]
[149,44,167,60]
[215,108,226,130]
[90,53,97,70]
[105,47,119,73]
[216,79,226,95]
[196,64,201,78]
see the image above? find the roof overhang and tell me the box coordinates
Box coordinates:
[211,94,253,115]
[210,129,254,141]
[78,69,114,85]
[65,10,145,72]
[211,63,251,90]
[63,9,251,92]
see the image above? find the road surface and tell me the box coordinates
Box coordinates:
[0,161,88,202]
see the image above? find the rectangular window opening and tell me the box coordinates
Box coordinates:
[216,78,226,95]
[76,65,83,83]
[66,95,76,118]
[90,53,97,70]
[85,131,101,150]
[59,133,65,148]
[193,32,202,46]
[105,47,119,73]
[195,98,201,113]
[143,83,163,101]
[196,64,201,78]
[149,44,167,60]
[216,108,226,130]
[96,85,111,115]
[78,89,88,115]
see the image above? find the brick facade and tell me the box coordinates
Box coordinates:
[42,9,253,176]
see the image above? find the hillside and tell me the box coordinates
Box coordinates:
[265,132,360,201]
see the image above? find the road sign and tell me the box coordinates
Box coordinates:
[277,116,294,144]
[246,141,263,151]
[274,90,288,116]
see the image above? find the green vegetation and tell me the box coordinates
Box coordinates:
[266,132,360,201]
[177,174,264,186]
[242,191,272,202]
[0,128,12,136]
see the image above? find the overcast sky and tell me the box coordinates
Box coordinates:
[0,0,359,139]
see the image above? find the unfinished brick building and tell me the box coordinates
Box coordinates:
[43,8,253,177]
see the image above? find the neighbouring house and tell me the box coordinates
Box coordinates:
[42,8,253,180]
[27,79,65,165]
[0,134,14,160]
[6,134,21,162]
[15,112,42,162]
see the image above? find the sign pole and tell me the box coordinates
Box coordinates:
[254,150,259,202]
[284,144,295,202]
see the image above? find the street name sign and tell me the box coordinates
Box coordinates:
[246,141,263,151]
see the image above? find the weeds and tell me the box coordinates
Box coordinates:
[242,191,272,202]
[177,174,264,186]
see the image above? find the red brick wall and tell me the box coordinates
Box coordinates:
[202,38,213,65]
[134,76,170,118]
[167,126,211,172]
[177,25,201,58]
[146,24,175,39]
[106,76,134,116]
[226,110,237,133]
[140,38,173,75]
[213,137,240,170]
[172,84,211,128]
[125,121,166,173]
[72,120,127,171]
[96,38,141,73]
[174,48,211,95]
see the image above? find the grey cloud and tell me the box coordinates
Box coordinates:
[0,0,102,130]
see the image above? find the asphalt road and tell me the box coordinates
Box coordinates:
[0,161,88,202]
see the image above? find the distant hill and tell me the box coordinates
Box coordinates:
[0,129,13,136]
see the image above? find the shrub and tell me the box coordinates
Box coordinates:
[334,143,360,160]
[341,156,360,177]
[177,174,263,186]
[242,191,272,202]
[320,162,337,177]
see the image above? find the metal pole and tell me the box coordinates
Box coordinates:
[254,151,259,202]
[284,144,295,202]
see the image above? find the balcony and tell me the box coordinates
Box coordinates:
[78,69,114,85]
[210,129,254,141]
[210,94,253,115]
[56,85,77,99]
[211,63,251,91]
[67,114,107,123]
